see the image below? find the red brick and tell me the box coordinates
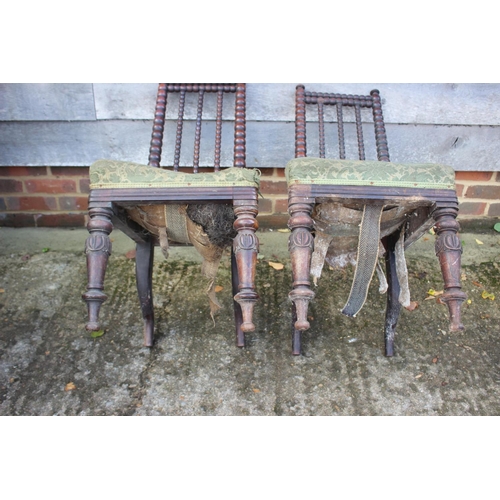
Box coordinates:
[25,179,76,194]
[458,202,487,216]
[260,168,275,176]
[487,203,500,217]
[464,185,500,200]
[79,178,90,193]
[258,198,272,213]
[496,172,500,182]
[274,199,289,213]
[0,213,36,227]
[35,214,86,227]
[5,197,20,210]
[455,171,492,181]
[260,180,287,195]
[58,196,88,211]
[0,179,23,193]
[18,197,58,211]
[276,168,285,177]
[0,198,6,211]
[1,167,47,176]
[455,184,465,197]
[50,167,89,177]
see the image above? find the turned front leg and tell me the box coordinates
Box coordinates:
[233,201,259,336]
[82,206,113,332]
[433,206,467,331]
[288,201,315,352]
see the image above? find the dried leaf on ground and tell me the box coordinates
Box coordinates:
[404,301,419,311]
[475,239,484,245]
[481,290,495,300]
[214,285,224,293]
[125,249,136,259]
[268,261,284,270]
[472,280,482,287]
[277,228,290,233]
[252,388,261,393]
[415,373,423,379]
[90,329,105,338]
[65,382,76,391]
[426,289,443,298]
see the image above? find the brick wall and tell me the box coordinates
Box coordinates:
[1,167,499,228]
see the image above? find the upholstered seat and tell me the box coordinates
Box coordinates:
[90,160,260,190]
[286,158,455,191]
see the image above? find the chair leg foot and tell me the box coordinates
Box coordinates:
[433,207,467,332]
[83,207,113,332]
[291,302,301,355]
[136,238,155,347]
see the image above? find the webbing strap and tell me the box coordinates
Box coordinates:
[341,205,384,317]
[164,204,190,244]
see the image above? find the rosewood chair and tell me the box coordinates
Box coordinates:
[83,83,260,347]
[286,84,466,356]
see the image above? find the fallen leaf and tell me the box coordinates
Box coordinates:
[427,288,443,297]
[125,249,136,259]
[472,280,482,287]
[252,388,261,393]
[467,299,472,304]
[405,301,419,311]
[65,382,76,391]
[277,228,290,233]
[461,272,467,281]
[415,373,423,379]
[268,261,284,270]
[214,285,224,293]
[90,329,105,338]
[475,239,484,245]
[429,228,435,235]
[263,283,271,288]
[42,247,50,253]
[481,290,495,300]
[494,223,500,233]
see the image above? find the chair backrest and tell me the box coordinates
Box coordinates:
[295,84,390,162]
[147,83,246,171]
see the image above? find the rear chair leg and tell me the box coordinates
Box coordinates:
[83,206,113,332]
[231,247,245,347]
[136,238,155,347]
[383,233,402,357]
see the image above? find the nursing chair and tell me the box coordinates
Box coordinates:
[83,84,260,347]
[286,84,466,356]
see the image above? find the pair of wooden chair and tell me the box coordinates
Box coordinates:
[83,83,466,356]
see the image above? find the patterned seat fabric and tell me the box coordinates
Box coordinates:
[286,158,455,190]
[89,159,261,190]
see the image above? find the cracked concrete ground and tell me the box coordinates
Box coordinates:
[0,225,499,416]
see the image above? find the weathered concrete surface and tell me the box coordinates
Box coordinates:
[0,227,499,415]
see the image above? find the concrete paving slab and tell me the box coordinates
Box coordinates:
[0,226,499,415]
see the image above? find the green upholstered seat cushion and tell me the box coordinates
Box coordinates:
[286,158,456,190]
[89,160,260,189]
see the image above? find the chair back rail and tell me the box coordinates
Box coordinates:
[147,83,246,170]
[295,84,390,162]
